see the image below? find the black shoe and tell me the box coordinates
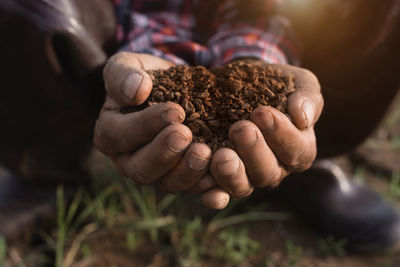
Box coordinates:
[279,160,400,251]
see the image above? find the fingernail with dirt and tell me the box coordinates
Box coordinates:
[217,156,239,176]
[166,132,190,153]
[188,153,209,171]
[231,126,257,146]
[302,100,315,128]
[255,111,275,131]
[162,109,184,124]
[123,72,142,101]
[215,196,228,209]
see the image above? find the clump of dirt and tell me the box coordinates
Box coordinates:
[143,62,295,151]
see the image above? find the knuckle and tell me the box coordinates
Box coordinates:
[285,156,307,172]
[295,66,317,82]
[297,160,313,172]
[268,174,283,188]
[103,53,123,80]
[253,168,281,188]
[115,52,143,71]
[301,68,314,79]
[289,141,317,172]
[109,52,131,67]
[286,153,315,172]
[285,156,302,170]
[306,70,320,86]
[297,151,316,172]
[282,137,316,171]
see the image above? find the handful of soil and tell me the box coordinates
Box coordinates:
[137,62,295,151]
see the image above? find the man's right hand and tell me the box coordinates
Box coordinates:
[94,52,218,200]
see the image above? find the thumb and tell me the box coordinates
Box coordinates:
[270,64,323,130]
[103,52,175,107]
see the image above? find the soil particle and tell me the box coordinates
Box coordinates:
[127,61,295,151]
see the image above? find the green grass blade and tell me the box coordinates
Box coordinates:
[62,223,98,267]
[65,189,83,229]
[56,186,66,267]
[118,216,175,231]
[0,236,6,265]
[38,230,56,248]
[125,179,151,219]
[208,211,292,233]
[157,194,178,213]
[69,186,118,234]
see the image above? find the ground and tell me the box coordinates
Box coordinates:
[2,96,400,267]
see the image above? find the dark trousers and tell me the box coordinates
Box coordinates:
[0,0,115,182]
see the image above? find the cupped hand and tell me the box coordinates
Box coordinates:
[94,52,213,195]
[201,62,323,208]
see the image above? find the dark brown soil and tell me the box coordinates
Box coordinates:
[145,62,295,151]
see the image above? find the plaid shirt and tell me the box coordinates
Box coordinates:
[113,0,299,67]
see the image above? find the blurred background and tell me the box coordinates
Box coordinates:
[1,0,400,266]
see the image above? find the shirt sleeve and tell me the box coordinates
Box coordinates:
[113,0,192,65]
[207,0,300,67]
